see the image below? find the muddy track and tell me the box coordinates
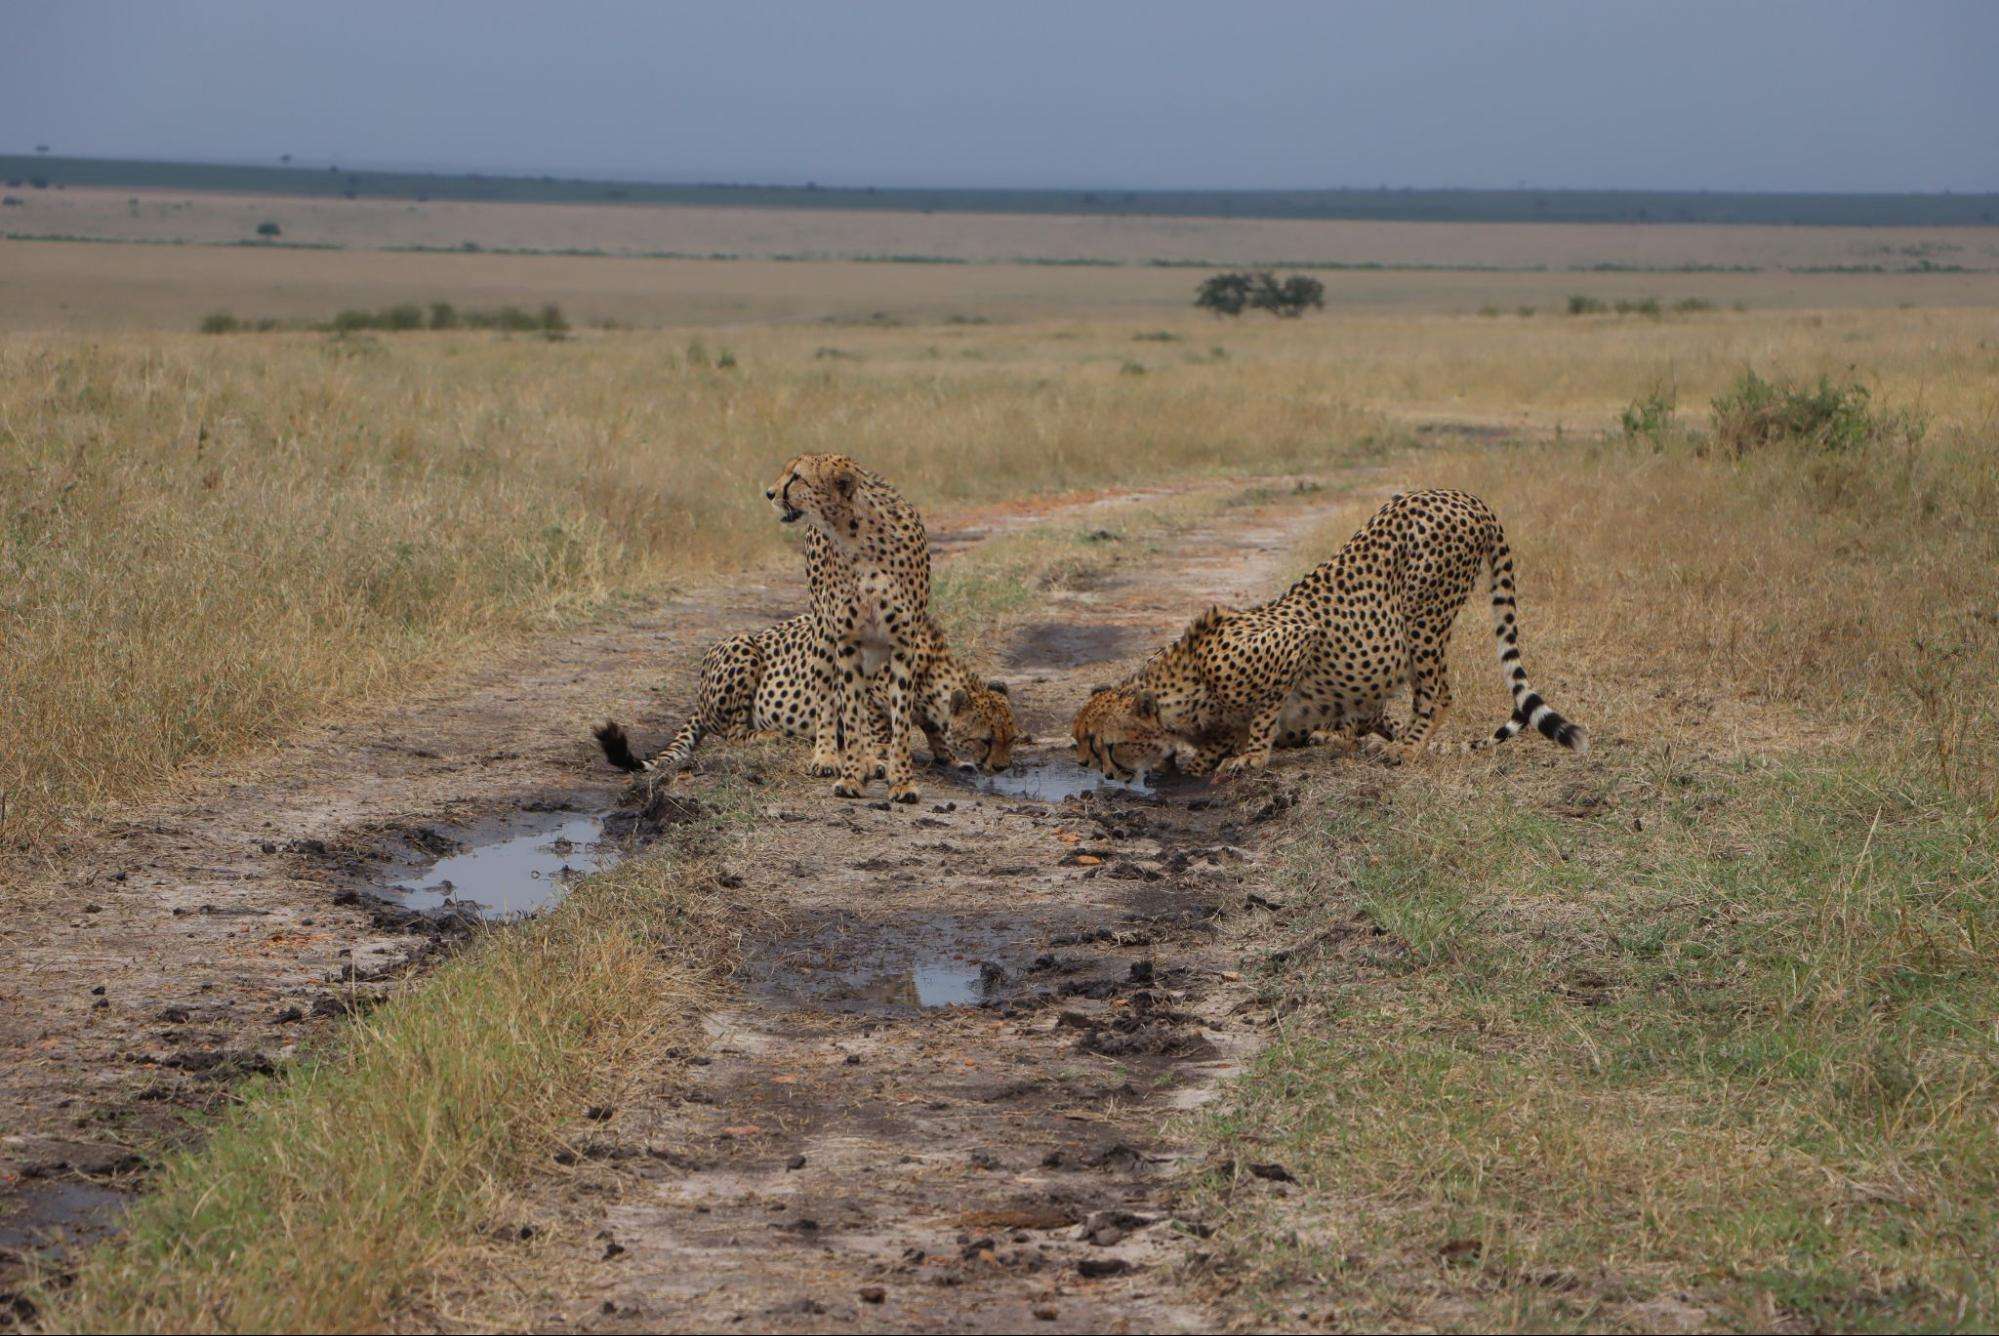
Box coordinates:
[0,475,1380,1328]
[465,486,1375,1334]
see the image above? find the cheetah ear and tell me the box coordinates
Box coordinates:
[985,679,1009,696]
[828,463,859,499]
[950,686,971,711]
[1089,683,1114,697]
[1134,690,1160,721]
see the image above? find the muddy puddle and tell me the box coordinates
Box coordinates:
[390,810,612,918]
[0,1181,127,1254]
[957,754,1154,803]
[750,911,1056,1014]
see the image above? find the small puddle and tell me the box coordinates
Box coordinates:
[753,912,1037,1014]
[0,1181,128,1253]
[392,811,611,918]
[965,756,1154,803]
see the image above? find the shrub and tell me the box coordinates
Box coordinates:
[1120,360,1148,376]
[198,311,241,335]
[1255,273,1325,318]
[427,302,459,330]
[1613,296,1662,317]
[382,304,424,331]
[1195,272,1253,317]
[1619,386,1677,446]
[1516,305,1537,317]
[1673,297,1716,313]
[1708,369,1922,457]
[715,350,737,369]
[255,221,282,238]
[1567,294,1607,315]
[538,303,568,334]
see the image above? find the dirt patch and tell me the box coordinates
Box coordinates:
[1006,620,1139,671]
[441,485,1369,1333]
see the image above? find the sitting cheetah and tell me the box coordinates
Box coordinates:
[766,453,938,801]
[594,612,1015,778]
[1073,489,1585,782]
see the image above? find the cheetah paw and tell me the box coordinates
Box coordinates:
[888,781,921,804]
[832,778,868,798]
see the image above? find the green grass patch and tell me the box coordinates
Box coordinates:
[1198,749,1999,1331]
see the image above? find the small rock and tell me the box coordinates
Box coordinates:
[89,984,106,996]
[858,1285,886,1305]
[1033,1305,1059,1321]
[786,1153,807,1171]
[1248,1161,1297,1183]
[585,1105,614,1121]
[602,1241,626,1259]
[271,1006,304,1024]
[1077,1256,1132,1278]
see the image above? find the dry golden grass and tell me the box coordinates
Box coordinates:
[0,324,1381,865]
[8,301,1993,868]
[11,236,1999,331]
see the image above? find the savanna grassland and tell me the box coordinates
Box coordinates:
[5,210,1999,1333]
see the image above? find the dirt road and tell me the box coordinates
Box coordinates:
[2,475,1375,1330]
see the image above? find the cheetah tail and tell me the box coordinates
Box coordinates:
[1463,537,1588,755]
[595,716,708,774]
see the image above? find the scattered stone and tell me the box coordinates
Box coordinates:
[1077,1256,1132,1278]
[585,1105,614,1121]
[1248,1161,1297,1183]
[858,1285,886,1304]
[786,1153,807,1171]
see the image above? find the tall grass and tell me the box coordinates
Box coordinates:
[0,331,1379,865]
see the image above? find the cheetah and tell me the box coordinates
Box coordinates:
[595,613,1015,780]
[1073,489,1585,783]
[766,453,938,802]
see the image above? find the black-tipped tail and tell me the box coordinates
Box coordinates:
[1516,693,1589,753]
[595,720,646,772]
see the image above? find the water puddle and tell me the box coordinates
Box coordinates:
[965,756,1154,803]
[391,811,610,918]
[0,1181,128,1253]
[753,912,1036,1013]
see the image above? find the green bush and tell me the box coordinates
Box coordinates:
[1613,296,1662,317]
[382,304,424,331]
[1708,369,1922,456]
[427,302,459,330]
[1620,386,1677,446]
[1567,294,1607,315]
[255,221,282,239]
[198,311,241,335]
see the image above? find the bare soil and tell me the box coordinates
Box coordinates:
[0,477,1376,1330]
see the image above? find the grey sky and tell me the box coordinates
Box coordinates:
[6,1,1994,193]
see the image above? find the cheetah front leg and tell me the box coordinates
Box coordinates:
[879,648,921,803]
[1212,693,1289,782]
[832,642,875,798]
[807,636,843,777]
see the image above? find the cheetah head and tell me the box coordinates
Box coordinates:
[946,679,1017,773]
[766,452,864,530]
[1072,684,1171,783]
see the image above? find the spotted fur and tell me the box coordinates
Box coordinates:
[595,613,1014,779]
[766,453,938,802]
[1072,489,1585,782]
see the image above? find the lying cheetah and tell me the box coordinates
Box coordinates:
[594,613,1015,778]
[1073,488,1585,782]
[766,453,937,802]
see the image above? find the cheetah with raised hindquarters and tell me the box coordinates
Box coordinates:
[1072,488,1586,782]
[765,453,939,801]
[595,612,1015,779]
